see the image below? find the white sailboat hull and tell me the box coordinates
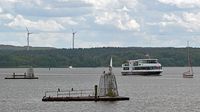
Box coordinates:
[183,71,193,78]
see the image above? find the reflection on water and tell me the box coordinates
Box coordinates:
[0,67,200,112]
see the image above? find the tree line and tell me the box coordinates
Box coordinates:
[0,47,199,67]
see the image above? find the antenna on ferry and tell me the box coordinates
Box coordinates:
[72,29,77,49]
[26,27,33,51]
[145,53,150,59]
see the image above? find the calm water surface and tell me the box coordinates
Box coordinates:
[0,67,200,112]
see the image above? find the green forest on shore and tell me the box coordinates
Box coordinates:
[0,45,199,67]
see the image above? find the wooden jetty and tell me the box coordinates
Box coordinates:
[42,96,129,102]
[5,72,38,79]
[42,85,129,102]
[5,77,38,79]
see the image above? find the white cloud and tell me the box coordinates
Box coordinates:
[140,34,185,47]
[0,13,14,20]
[30,33,60,47]
[86,0,138,10]
[0,7,14,20]
[76,41,123,48]
[0,0,42,9]
[4,0,22,3]
[86,0,118,9]
[85,0,140,31]
[0,32,26,46]
[0,41,22,46]
[0,7,3,13]
[190,37,200,46]
[162,12,200,32]
[158,0,200,8]
[95,11,140,31]
[5,0,42,5]
[7,15,64,31]
[1,0,199,48]
[56,17,78,25]
[0,32,71,48]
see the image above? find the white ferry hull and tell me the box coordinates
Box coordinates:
[121,71,162,76]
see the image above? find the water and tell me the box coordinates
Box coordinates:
[0,67,200,112]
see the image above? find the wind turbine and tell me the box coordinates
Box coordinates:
[25,27,37,79]
[26,27,33,51]
[72,29,77,49]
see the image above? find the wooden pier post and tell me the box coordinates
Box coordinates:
[95,85,98,101]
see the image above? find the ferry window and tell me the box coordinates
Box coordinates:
[124,63,129,66]
[144,67,150,70]
[147,60,157,63]
[123,67,129,70]
[135,67,140,70]
[140,60,147,63]
[133,61,138,66]
[134,67,153,70]
[155,66,161,69]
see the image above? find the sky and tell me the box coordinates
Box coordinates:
[0,0,200,48]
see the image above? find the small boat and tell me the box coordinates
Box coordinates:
[183,41,193,78]
[121,58,163,76]
[69,66,73,69]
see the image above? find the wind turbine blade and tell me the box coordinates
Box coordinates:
[26,27,29,33]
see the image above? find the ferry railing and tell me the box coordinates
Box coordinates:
[44,89,94,97]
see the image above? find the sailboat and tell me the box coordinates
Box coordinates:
[183,41,193,78]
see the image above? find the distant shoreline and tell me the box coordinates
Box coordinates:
[0,45,199,67]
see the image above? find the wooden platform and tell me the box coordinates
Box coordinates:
[42,85,129,102]
[4,73,38,79]
[42,96,129,102]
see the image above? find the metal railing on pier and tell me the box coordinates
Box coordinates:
[44,89,94,97]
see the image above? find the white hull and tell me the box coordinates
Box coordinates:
[122,70,162,76]
[183,71,193,78]
[183,74,193,78]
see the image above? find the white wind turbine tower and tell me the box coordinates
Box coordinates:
[25,27,37,79]
[26,27,33,51]
[72,29,77,49]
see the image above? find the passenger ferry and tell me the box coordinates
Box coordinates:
[121,59,163,75]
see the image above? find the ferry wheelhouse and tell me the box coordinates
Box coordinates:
[121,59,163,75]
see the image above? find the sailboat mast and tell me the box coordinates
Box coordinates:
[187,41,193,75]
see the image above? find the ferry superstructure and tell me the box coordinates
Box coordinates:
[121,59,163,75]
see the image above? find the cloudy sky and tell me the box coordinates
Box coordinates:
[0,0,200,48]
